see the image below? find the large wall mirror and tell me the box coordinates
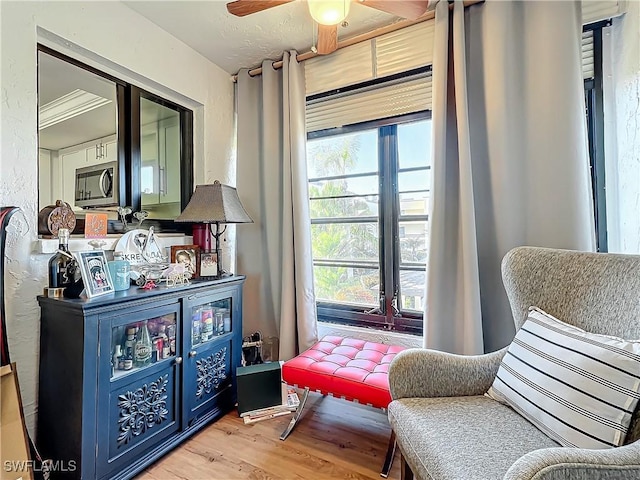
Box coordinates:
[38,51,120,213]
[37,47,193,233]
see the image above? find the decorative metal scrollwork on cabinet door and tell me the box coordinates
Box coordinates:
[117,375,169,447]
[195,347,227,399]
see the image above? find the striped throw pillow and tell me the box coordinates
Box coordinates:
[486,307,640,449]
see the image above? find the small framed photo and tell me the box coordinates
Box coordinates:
[84,212,108,238]
[171,245,200,279]
[199,251,219,278]
[76,250,114,298]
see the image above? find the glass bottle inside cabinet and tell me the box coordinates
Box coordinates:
[111,313,177,379]
[191,298,231,347]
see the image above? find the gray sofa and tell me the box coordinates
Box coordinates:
[388,246,640,480]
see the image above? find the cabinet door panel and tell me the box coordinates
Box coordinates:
[183,285,243,427]
[97,301,182,478]
[61,150,87,210]
[98,366,180,478]
[141,130,159,205]
[104,140,118,163]
[186,339,233,426]
[161,122,181,204]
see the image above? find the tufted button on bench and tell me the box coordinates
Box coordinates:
[280,335,406,477]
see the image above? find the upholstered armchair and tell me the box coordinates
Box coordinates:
[388,246,640,480]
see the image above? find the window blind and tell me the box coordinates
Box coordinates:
[304,41,373,97]
[582,30,594,80]
[582,0,626,25]
[305,21,434,96]
[305,1,613,131]
[374,22,435,78]
[306,73,431,132]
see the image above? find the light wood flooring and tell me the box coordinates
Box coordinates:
[136,392,400,480]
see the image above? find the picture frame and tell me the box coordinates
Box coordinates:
[84,212,108,238]
[171,245,200,279]
[199,251,219,278]
[76,250,114,298]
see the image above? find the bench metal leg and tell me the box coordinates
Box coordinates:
[400,453,414,480]
[380,430,396,478]
[279,387,310,441]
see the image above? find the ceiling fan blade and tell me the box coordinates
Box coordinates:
[317,24,338,55]
[226,0,294,17]
[357,0,429,20]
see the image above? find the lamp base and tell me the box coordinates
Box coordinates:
[192,224,213,251]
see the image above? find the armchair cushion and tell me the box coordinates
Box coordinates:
[487,307,640,449]
[388,395,559,480]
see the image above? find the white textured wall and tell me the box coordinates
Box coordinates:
[0,1,235,433]
[611,3,640,253]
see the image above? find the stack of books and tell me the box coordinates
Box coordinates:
[241,386,300,424]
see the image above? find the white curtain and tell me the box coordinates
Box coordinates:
[425,0,595,354]
[236,51,318,360]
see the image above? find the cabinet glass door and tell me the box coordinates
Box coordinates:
[184,291,239,427]
[189,298,232,347]
[111,313,177,380]
[98,302,182,479]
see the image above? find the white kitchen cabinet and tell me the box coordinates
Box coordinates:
[141,128,159,204]
[141,117,181,209]
[85,137,117,165]
[61,149,88,211]
[160,121,181,204]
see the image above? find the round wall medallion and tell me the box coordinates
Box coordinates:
[38,200,76,236]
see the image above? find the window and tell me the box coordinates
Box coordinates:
[304,17,605,334]
[583,23,608,251]
[308,113,430,334]
[37,46,193,233]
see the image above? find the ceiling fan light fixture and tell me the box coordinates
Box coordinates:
[308,0,351,26]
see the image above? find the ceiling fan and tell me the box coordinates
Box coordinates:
[226,0,430,55]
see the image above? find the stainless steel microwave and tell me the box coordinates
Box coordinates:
[75,161,118,208]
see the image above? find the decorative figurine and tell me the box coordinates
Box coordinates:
[141,280,157,290]
[162,263,191,288]
[133,210,149,229]
[116,206,133,231]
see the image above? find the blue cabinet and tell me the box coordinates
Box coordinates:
[37,276,244,480]
[182,289,242,428]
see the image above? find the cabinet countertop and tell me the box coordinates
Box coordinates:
[37,275,246,312]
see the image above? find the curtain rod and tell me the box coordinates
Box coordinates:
[231,0,482,83]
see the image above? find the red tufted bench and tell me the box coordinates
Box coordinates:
[280,335,406,477]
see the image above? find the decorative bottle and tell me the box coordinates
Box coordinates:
[122,326,137,370]
[158,325,170,358]
[48,228,75,289]
[134,320,152,368]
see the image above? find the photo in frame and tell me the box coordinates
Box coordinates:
[199,251,219,278]
[84,212,108,238]
[75,250,114,298]
[171,245,200,279]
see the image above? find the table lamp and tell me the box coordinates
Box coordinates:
[175,181,253,277]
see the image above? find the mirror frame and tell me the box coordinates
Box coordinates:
[37,45,193,235]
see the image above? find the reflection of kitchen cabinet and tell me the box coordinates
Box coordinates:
[86,139,117,164]
[37,277,245,480]
[61,149,88,210]
[141,118,180,207]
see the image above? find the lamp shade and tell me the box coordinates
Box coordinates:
[175,181,253,224]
